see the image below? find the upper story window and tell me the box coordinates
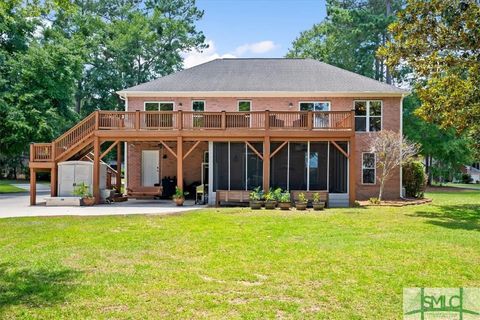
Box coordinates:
[362,153,376,184]
[299,101,330,111]
[355,100,382,132]
[144,102,174,111]
[238,100,251,112]
[192,100,205,112]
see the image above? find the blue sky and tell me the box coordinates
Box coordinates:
[183,0,327,68]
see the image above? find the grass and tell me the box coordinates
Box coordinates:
[0,180,26,193]
[440,182,480,190]
[0,191,479,319]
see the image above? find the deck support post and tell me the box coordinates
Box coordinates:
[116,141,122,193]
[30,168,36,206]
[50,165,57,197]
[93,136,100,204]
[263,136,270,191]
[349,137,356,206]
[177,136,183,190]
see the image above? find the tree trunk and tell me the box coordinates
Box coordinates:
[378,178,385,202]
[426,155,433,186]
[385,0,392,84]
[75,80,82,114]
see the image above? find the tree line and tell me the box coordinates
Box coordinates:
[0,0,206,177]
[288,0,480,183]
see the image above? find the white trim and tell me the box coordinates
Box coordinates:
[208,142,214,205]
[117,91,408,98]
[327,142,330,191]
[227,142,231,190]
[298,101,331,111]
[400,95,404,197]
[245,143,249,191]
[361,152,376,185]
[306,141,310,191]
[347,141,350,195]
[124,94,128,191]
[143,101,175,111]
[286,142,290,190]
[237,100,252,111]
[191,100,205,111]
[354,100,383,132]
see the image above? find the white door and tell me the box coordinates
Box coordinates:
[59,164,75,196]
[142,150,159,186]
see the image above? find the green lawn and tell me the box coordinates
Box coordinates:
[0,191,479,319]
[441,182,480,190]
[0,180,26,193]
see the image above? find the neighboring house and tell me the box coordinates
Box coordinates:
[464,163,480,183]
[29,58,407,206]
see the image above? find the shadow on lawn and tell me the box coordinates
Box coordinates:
[410,204,480,231]
[0,263,81,311]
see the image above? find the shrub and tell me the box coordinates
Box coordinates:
[461,173,473,184]
[369,197,380,204]
[402,160,427,198]
[297,192,307,203]
[72,182,92,198]
[278,192,291,203]
[249,186,264,201]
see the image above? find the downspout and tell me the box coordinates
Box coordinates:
[118,93,128,192]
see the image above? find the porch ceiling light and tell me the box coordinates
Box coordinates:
[288,102,293,108]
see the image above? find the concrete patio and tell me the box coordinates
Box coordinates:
[0,190,204,218]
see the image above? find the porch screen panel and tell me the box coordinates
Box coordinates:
[329,141,348,193]
[247,143,263,190]
[270,142,288,190]
[213,142,228,191]
[309,142,328,190]
[289,142,308,190]
[229,142,246,190]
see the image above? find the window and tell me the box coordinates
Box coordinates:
[238,100,251,112]
[144,102,174,127]
[362,153,376,184]
[192,100,205,112]
[355,100,382,132]
[299,101,330,111]
[144,102,174,111]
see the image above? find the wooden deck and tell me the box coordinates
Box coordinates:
[29,110,356,206]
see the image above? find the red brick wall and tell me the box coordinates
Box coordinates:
[126,96,402,200]
[127,141,208,191]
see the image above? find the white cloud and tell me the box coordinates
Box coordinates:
[182,39,279,69]
[182,40,236,69]
[234,40,278,56]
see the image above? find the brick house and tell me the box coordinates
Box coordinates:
[29,58,407,207]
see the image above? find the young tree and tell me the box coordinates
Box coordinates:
[378,0,480,154]
[368,130,418,201]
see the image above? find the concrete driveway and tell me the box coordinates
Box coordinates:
[0,191,204,218]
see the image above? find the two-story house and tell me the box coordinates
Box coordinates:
[29,58,407,207]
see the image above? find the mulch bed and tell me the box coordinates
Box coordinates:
[358,198,432,207]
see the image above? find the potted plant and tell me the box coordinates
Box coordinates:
[312,192,325,211]
[72,182,95,206]
[264,187,280,209]
[278,192,291,210]
[172,187,189,206]
[249,186,264,210]
[295,192,308,211]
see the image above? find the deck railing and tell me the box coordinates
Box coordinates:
[97,110,353,131]
[31,110,353,161]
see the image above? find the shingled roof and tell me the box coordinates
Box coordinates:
[118,58,407,96]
